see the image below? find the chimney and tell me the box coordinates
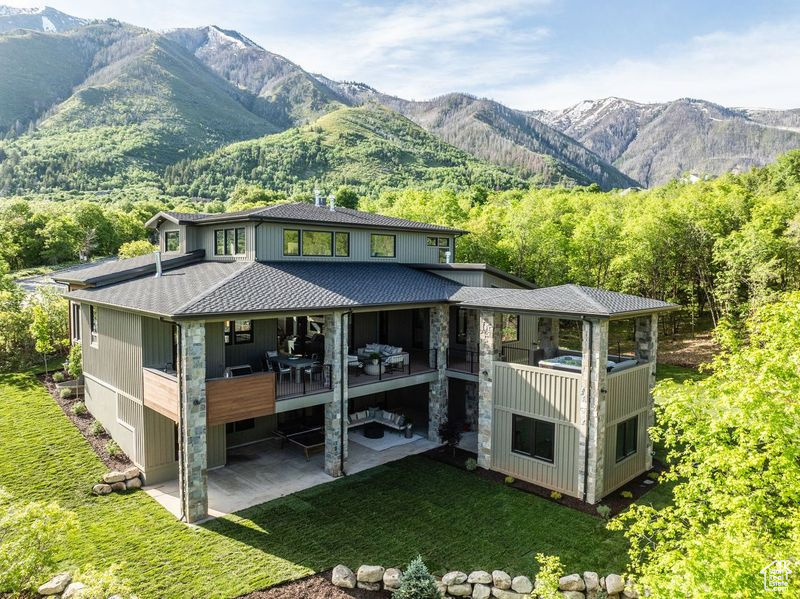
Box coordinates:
[154,250,162,277]
[314,188,322,207]
[328,194,335,212]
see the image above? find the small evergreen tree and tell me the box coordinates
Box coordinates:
[394,555,441,599]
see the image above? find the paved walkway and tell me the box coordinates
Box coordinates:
[146,434,439,518]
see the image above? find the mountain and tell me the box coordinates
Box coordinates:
[315,78,638,189]
[534,97,800,186]
[164,104,526,198]
[0,5,88,33]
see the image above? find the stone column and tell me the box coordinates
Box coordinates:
[578,318,609,505]
[477,310,502,469]
[537,317,560,358]
[428,305,449,442]
[635,314,659,470]
[324,311,348,477]
[178,321,208,523]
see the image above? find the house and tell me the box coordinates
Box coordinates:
[54,200,677,522]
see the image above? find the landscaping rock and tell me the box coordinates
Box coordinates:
[605,574,624,595]
[448,582,473,597]
[472,583,492,599]
[103,470,125,483]
[623,582,640,598]
[511,575,533,594]
[561,592,585,599]
[435,581,448,596]
[600,576,605,590]
[492,570,512,590]
[62,582,85,599]
[559,573,585,591]
[383,568,402,589]
[468,571,492,584]
[38,572,71,595]
[584,571,599,591]
[123,465,140,480]
[357,581,381,591]
[92,483,112,495]
[332,565,356,589]
[125,477,142,490]
[442,571,468,586]
[357,565,385,584]
[490,588,525,599]
[110,481,126,492]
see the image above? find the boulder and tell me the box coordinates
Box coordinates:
[559,573,585,591]
[92,483,112,495]
[435,581,448,596]
[468,570,492,584]
[332,565,356,589]
[490,588,525,599]
[511,575,533,594]
[125,477,142,490]
[583,571,599,592]
[472,583,492,599]
[38,572,71,595]
[383,568,402,589]
[599,576,605,590]
[605,574,624,595]
[442,571,468,586]
[62,582,86,599]
[103,470,125,483]
[110,481,126,492]
[492,570,512,590]
[561,592,585,599]
[123,465,140,480]
[357,581,381,591]
[357,565,385,584]
[448,583,473,597]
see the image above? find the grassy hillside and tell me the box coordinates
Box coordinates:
[164,105,527,197]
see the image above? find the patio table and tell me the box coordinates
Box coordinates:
[275,356,315,383]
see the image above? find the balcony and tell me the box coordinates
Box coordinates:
[348,348,437,388]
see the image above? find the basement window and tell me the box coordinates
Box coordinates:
[615,416,638,462]
[512,414,555,463]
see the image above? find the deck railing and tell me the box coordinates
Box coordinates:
[274,363,333,399]
[348,348,437,387]
[446,348,479,374]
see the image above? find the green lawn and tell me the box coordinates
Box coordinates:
[0,371,689,598]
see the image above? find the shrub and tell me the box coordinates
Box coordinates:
[647,471,660,481]
[550,490,562,500]
[438,419,462,456]
[533,553,564,599]
[89,420,105,437]
[52,371,65,383]
[71,401,87,416]
[620,490,633,499]
[0,489,78,593]
[596,504,612,520]
[73,564,131,599]
[394,555,440,599]
[504,475,515,485]
[59,387,73,399]
[464,458,477,471]
[118,239,157,259]
[105,440,122,457]
[67,343,82,380]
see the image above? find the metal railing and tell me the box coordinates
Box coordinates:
[446,348,479,374]
[274,363,332,399]
[349,348,437,387]
[501,347,532,366]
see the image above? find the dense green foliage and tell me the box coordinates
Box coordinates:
[612,292,800,597]
[393,556,440,599]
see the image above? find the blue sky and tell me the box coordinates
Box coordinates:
[14,0,800,109]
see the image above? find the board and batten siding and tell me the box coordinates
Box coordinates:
[83,376,142,467]
[491,362,582,497]
[196,223,257,262]
[603,363,651,493]
[142,316,173,370]
[142,406,178,484]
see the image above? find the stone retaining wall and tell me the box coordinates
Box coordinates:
[91,466,142,495]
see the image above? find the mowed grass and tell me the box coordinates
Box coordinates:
[0,372,651,598]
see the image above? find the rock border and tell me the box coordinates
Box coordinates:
[92,466,142,496]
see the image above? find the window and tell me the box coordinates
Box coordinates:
[164,230,180,252]
[335,232,350,257]
[438,237,449,247]
[283,229,300,255]
[438,248,450,263]
[501,313,519,343]
[370,233,396,258]
[224,320,253,345]
[89,306,98,346]
[214,227,246,256]
[71,303,81,341]
[616,416,638,462]
[302,230,333,256]
[512,415,555,463]
[427,236,437,246]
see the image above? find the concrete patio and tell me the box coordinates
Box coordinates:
[146,433,439,518]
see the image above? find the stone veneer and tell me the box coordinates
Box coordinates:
[477,310,502,469]
[578,319,609,505]
[178,321,208,523]
[428,305,449,442]
[635,314,658,471]
[324,311,348,477]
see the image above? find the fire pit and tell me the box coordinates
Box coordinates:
[363,422,385,439]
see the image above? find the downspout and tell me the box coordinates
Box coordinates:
[582,316,592,504]
[176,322,187,522]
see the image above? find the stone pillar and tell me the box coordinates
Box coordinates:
[635,314,659,470]
[537,317,560,358]
[578,318,609,505]
[178,321,208,523]
[324,311,348,477]
[477,310,502,469]
[428,305,449,442]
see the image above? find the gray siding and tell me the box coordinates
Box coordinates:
[205,322,226,378]
[142,316,173,369]
[208,424,226,468]
[197,222,257,262]
[226,415,278,448]
[84,376,142,467]
[81,305,143,400]
[491,362,582,497]
[502,315,538,356]
[142,406,177,484]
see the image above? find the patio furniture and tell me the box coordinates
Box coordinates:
[271,360,292,384]
[347,408,405,434]
[275,355,315,383]
[347,354,362,376]
[278,429,325,460]
[224,364,253,378]
[363,362,386,376]
[363,422,385,439]
[357,343,409,371]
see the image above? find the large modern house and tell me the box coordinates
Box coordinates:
[54,200,676,523]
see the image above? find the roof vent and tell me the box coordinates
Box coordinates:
[445,250,452,264]
[154,250,162,278]
[328,194,335,212]
[314,188,322,207]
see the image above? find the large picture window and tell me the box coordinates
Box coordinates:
[335,232,350,257]
[224,320,253,345]
[283,229,300,255]
[302,230,333,256]
[512,415,555,463]
[164,230,180,252]
[215,227,246,256]
[370,233,396,258]
[615,416,638,462]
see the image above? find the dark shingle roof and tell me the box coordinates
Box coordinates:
[52,251,204,286]
[455,284,678,317]
[147,203,465,234]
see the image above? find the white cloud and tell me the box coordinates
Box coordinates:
[498,19,800,110]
